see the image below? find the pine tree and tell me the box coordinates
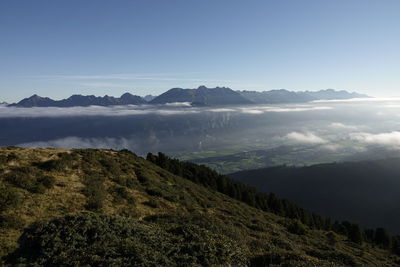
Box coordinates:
[348,223,363,245]
[375,228,391,249]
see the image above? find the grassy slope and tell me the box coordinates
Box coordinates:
[0,147,399,266]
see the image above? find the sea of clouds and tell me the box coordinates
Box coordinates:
[3,98,400,156]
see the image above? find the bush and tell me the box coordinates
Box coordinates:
[110,185,136,205]
[6,153,18,162]
[125,177,136,189]
[287,220,307,235]
[0,186,22,212]
[0,155,7,165]
[326,231,338,247]
[145,188,164,197]
[143,200,159,208]
[7,213,247,266]
[82,173,106,211]
[5,167,56,194]
[37,175,56,189]
[0,214,25,229]
[36,155,74,172]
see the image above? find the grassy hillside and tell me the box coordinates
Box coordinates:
[0,148,399,266]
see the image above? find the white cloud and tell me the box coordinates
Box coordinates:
[18,137,134,150]
[165,102,192,107]
[0,103,334,118]
[329,122,357,130]
[0,105,200,118]
[238,105,332,114]
[313,97,400,103]
[240,109,264,114]
[208,108,236,113]
[319,143,343,151]
[285,132,327,144]
[350,131,400,148]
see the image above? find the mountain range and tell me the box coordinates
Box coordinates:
[8,93,147,107]
[8,86,369,107]
[238,89,369,104]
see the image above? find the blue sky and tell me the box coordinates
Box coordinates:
[1,0,399,102]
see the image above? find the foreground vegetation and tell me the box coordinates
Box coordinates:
[0,147,399,266]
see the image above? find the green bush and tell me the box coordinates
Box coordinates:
[287,220,307,235]
[5,167,55,194]
[0,214,25,229]
[0,186,22,212]
[6,153,18,162]
[326,231,338,247]
[36,153,75,171]
[0,155,7,165]
[143,199,159,208]
[37,175,56,189]
[82,173,106,211]
[7,213,247,266]
[145,188,164,197]
[110,185,136,205]
[125,177,136,189]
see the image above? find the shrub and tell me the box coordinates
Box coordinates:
[110,185,136,205]
[0,214,25,229]
[36,154,75,171]
[143,200,159,208]
[326,231,338,247]
[145,188,164,197]
[82,173,106,211]
[287,220,307,235]
[0,155,7,165]
[137,171,150,184]
[37,175,56,189]
[0,186,22,212]
[7,213,247,266]
[125,177,136,189]
[5,167,55,194]
[6,153,18,162]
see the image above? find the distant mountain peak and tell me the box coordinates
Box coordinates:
[10,93,147,107]
[120,92,133,97]
[150,86,253,106]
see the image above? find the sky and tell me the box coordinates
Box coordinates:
[1,0,400,102]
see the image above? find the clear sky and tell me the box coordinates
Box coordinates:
[1,0,399,102]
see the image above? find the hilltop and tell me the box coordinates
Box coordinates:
[0,148,399,266]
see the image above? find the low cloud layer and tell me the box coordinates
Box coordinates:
[329,122,358,130]
[0,103,333,118]
[18,137,135,150]
[285,132,328,144]
[351,131,400,148]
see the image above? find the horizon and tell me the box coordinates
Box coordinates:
[1,0,400,102]
[2,86,370,103]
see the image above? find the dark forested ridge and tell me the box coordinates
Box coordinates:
[229,159,400,235]
[1,148,399,266]
[147,152,400,256]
